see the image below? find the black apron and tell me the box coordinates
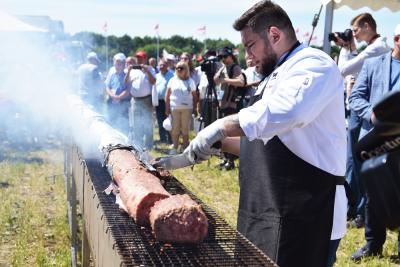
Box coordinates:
[238,74,341,267]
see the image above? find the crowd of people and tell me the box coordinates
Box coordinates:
[77,1,400,265]
[77,44,262,168]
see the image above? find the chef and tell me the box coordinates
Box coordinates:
[183,1,347,267]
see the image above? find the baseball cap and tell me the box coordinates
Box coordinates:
[113,53,126,62]
[217,47,233,58]
[87,52,99,62]
[166,54,176,61]
[136,50,147,58]
[395,24,400,36]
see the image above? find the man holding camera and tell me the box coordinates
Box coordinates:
[213,47,245,170]
[183,1,347,266]
[334,13,391,228]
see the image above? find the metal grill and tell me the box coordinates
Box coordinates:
[67,145,278,266]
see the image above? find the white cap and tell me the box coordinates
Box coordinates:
[113,53,126,62]
[395,24,400,36]
[163,116,172,131]
[166,54,176,61]
[87,52,99,62]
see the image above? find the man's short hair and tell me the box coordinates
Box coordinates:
[233,0,296,40]
[351,13,377,32]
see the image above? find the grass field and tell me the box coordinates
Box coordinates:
[0,144,399,266]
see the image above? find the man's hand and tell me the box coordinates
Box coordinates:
[183,119,226,163]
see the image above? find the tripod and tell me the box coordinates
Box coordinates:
[198,71,220,131]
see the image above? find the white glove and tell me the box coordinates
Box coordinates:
[184,119,226,163]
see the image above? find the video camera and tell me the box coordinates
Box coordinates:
[200,56,220,78]
[328,29,353,42]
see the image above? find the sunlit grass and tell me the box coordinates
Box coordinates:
[0,149,70,267]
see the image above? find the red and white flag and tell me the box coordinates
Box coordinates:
[197,25,206,35]
[103,21,108,33]
[302,31,310,37]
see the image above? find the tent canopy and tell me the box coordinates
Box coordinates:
[321,0,400,53]
[332,0,400,12]
[0,10,47,32]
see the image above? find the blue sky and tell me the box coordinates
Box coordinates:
[1,0,399,47]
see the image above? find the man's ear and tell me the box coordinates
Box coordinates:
[268,26,281,44]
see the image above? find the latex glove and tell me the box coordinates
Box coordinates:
[184,118,226,163]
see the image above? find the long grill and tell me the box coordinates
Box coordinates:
[67,145,278,266]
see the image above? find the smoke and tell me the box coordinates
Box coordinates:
[0,30,107,155]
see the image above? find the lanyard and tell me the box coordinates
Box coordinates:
[256,41,301,96]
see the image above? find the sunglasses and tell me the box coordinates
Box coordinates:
[176,67,185,71]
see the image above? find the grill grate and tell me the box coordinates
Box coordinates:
[85,158,278,266]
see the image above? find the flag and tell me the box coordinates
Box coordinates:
[302,32,310,37]
[197,26,206,35]
[154,23,160,36]
[103,21,108,33]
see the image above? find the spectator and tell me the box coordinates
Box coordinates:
[334,13,391,227]
[155,59,174,144]
[165,62,198,155]
[149,57,159,74]
[214,46,245,170]
[349,24,400,262]
[180,52,201,87]
[241,53,264,108]
[166,54,176,72]
[127,50,156,150]
[105,53,130,135]
[77,52,104,111]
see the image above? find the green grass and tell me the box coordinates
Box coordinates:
[0,149,70,267]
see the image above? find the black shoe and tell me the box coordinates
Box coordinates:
[223,161,235,171]
[349,215,365,228]
[218,160,228,169]
[351,245,382,262]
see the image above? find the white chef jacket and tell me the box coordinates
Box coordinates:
[238,43,347,239]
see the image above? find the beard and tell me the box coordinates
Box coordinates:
[259,40,278,77]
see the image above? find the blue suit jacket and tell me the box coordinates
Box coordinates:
[349,51,394,137]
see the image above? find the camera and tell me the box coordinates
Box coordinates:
[129,65,142,70]
[328,29,353,42]
[200,56,220,77]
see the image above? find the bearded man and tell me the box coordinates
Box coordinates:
[182,1,347,266]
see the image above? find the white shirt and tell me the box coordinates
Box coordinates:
[338,36,391,78]
[167,76,196,109]
[129,67,156,98]
[239,44,347,239]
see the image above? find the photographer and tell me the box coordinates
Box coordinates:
[214,47,245,170]
[334,13,390,77]
[333,13,391,228]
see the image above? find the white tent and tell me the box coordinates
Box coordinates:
[0,10,47,32]
[322,0,400,53]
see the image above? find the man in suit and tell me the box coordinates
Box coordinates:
[349,24,400,261]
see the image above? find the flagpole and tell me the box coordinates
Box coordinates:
[105,34,109,70]
[156,34,160,63]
